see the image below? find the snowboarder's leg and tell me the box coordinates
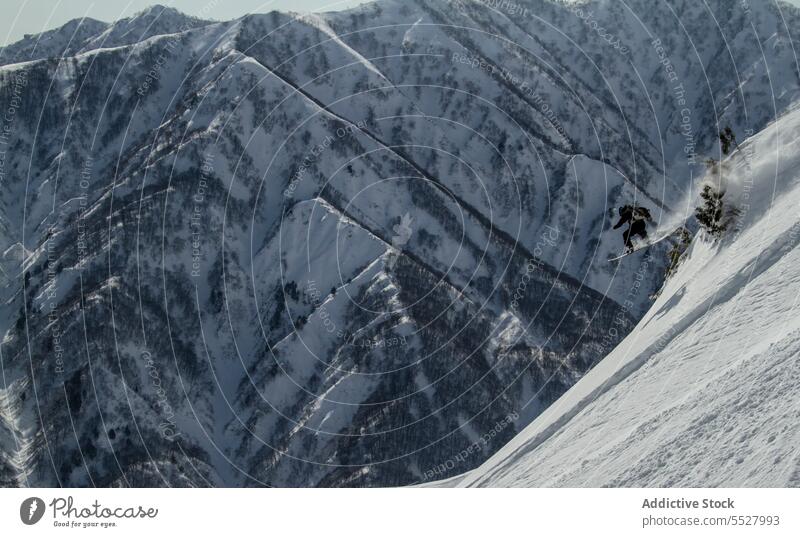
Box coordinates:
[631,221,647,241]
[623,228,633,251]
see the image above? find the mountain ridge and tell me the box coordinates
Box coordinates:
[0,0,797,487]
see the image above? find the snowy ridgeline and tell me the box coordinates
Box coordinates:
[455,108,800,487]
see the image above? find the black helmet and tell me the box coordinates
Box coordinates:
[635,206,652,220]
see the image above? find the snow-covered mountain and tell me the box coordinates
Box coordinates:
[456,105,800,487]
[0,0,798,487]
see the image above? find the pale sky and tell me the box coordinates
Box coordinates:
[1,0,371,45]
[3,0,800,46]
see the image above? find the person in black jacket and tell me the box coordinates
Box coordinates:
[613,205,651,252]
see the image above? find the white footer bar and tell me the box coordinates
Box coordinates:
[2,488,798,536]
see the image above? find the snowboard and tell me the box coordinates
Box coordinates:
[608,229,678,262]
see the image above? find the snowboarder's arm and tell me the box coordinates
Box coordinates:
[612,216,627,229]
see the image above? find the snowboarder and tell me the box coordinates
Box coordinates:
[613,205,651,252]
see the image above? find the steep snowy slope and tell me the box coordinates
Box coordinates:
[459,107,800,487]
